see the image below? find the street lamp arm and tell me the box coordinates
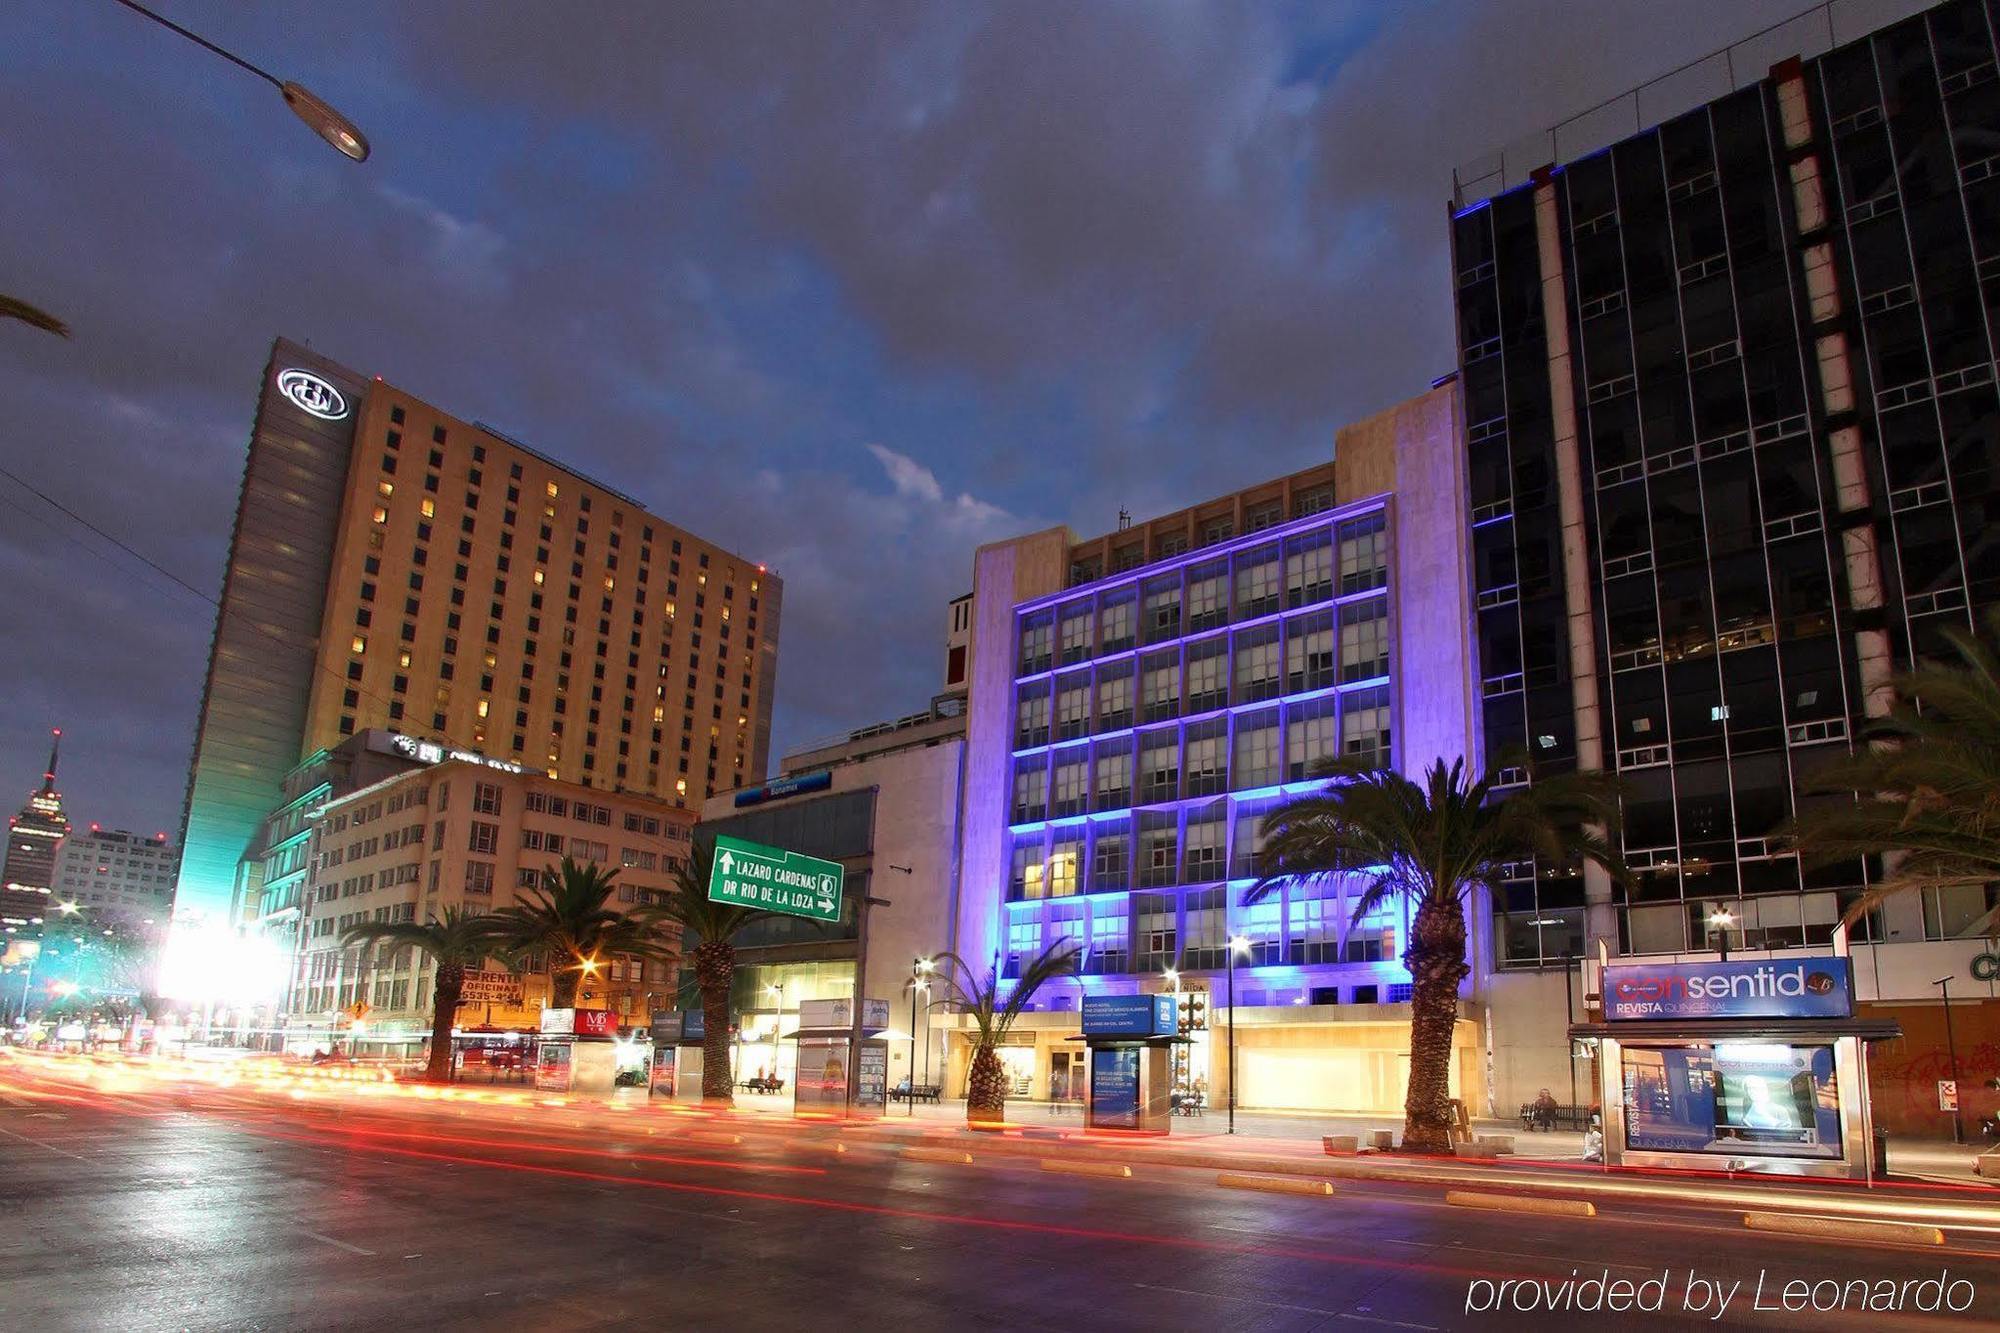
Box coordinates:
[110,0,282,86]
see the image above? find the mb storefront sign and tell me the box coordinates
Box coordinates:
[707,835,844,923]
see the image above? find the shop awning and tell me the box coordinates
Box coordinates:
[1568,1018,1901,1041]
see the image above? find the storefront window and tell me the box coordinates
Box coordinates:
[1621,1041,1840,1159]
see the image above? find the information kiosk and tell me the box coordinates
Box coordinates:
[1570,953,1898,1180]
[791,997,891,1118]
[1080,995,1178,1134]
[536,1007,621,1097]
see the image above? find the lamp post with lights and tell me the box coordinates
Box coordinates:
[1706,907,1735,962]
[108,0,371,161]
[1226,935,1250,1134]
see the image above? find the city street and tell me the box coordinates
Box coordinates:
[2,1054,1998,1331]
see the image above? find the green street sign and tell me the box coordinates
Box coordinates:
[708,835,844,923]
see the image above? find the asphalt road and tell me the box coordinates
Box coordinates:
[2,1059,1997,1332]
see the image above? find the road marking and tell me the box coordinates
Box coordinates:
[0,1124,90,1162]
[301,1231,376,1256]
[1133,1282,1344,1318]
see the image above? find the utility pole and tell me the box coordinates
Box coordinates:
[1937,975,1965,1145]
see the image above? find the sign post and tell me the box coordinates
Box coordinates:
[707,836,844,923]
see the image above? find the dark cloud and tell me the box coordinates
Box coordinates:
[0,0,1835,834]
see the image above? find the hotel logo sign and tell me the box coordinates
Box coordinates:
[276,368,350,420]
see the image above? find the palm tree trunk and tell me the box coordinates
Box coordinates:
[550,966,580,1009]
[966,1042,1007,1127]
[426,964,465,1084]
[1400,893,1471,1154]
[695,941,735,1107]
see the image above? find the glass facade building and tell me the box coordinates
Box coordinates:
[1453,0,2000,968]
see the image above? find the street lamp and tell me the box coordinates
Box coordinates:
[1227,935,1250,1135]
[109,0,371,161]
[1706,907,1735,962]
[913,956,935,1088]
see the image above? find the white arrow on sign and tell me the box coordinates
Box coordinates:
[716,850,735,876]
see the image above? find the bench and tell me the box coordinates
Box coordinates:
[890,1083,942,1104]
[738,1078,786,1095]
[1519,1102,1591,1131]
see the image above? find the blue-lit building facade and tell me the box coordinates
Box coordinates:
[950,387,1484,1114]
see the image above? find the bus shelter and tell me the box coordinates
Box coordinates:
[1571,954,1898,1180]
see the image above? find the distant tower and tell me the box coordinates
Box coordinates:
[2,729,70,926]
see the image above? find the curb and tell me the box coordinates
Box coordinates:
[1217,1172,1335,1196]
[903,1146,974,1165]
[1742,1212,1944,1247]
[1445,1189,1596,1217]
[1042,1159,1132,1179]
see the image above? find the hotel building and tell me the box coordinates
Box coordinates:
[48,829,176,934]
[1450,0,2000,1131]
[949,385,1483,1114]
[173,337,782,936]
[284,756,692,1053]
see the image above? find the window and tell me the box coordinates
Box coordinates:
[1012,762,1048,823]
[1286,530,1334,607]
[1285,612,1334,692]
[472,782,502,815]
[1016,686,1050,748]
[1048,834,1083,897]
[1139,731,1180,803]
[1142,577,1182,643]
[1055,677,1090,741]
[1011,839,1046,899]
[621,848,658,870]
[1234,712,1280,789]
[1342,685,1391,768]
[1139,817,1179,889]
[1018,616,1054,674]
[1235,546,1280,619]
[1338,512,1388,594]
[1052,757,1088,818]
[1339,599,1389,681]
[1058,605,1093,665]
[1286,697,1337,779]
[1183,813,1225,883]
[1186,640,1227,713]
[1099,594,1136,653]
[1095,666,1133,732]
[1185,722,1226,797]
[1234,628,1280,703]
[1187,562,1228,632]
[465,861,495,896]
[1093,744,1132,810]
[1141,653,1180,723]
[468,821,499,854]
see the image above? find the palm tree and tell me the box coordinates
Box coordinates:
[2,295,69,338]
[1247,757,1621,1154]
[342,908,502,1084]
[488,857,678,1009]
[649,842,794,1107]
[929,940,1081,1128]
[1786,609,2000,930]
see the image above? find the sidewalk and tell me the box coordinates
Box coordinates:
[717,1093,1992,1181]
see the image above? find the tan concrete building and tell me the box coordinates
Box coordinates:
[284,755,693,1054]
[174,337,781,935]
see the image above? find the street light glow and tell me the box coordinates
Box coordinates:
[1228,935,1251,955]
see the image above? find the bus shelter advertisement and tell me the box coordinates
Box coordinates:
[1602,956,1852,1022]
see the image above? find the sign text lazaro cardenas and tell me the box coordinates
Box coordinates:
[706,834,845,923]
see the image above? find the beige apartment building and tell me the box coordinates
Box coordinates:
[175,337,781,934]
[284,757,692,1053]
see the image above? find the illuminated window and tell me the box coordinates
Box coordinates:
[546,481,559,499]
[398,650,412,669]
[371,506,388,525]
[477,699,490,718]
[604,576,615,591]
[377,480,394,498]
[421,498,436,519]
[351,635,367,654]
[533,569,545,586]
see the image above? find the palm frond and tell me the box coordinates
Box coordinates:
[0,295,68,338]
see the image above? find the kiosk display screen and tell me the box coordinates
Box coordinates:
[1621,1042,1841,1159]
[1091,1047,1140,1129]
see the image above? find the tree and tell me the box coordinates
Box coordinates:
[650,842,793,1107]
[1786,609,2000,930]
[342,908,502,1084]
[929,940,1081,1128]
[1,295,68,338]
[488,857,677,1008]
[1248,758,1620,1154]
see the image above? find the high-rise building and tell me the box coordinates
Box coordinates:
[49,828,176,934]
[173,338,783,931]
[950,386,1482,1114]
[2,729,70,928]
[1449,0,2000,973]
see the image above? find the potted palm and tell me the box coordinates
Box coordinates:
[1248,757,1620,1153]
[929,940,1080,1128]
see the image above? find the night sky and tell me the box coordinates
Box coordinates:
[1,0,1821,838]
